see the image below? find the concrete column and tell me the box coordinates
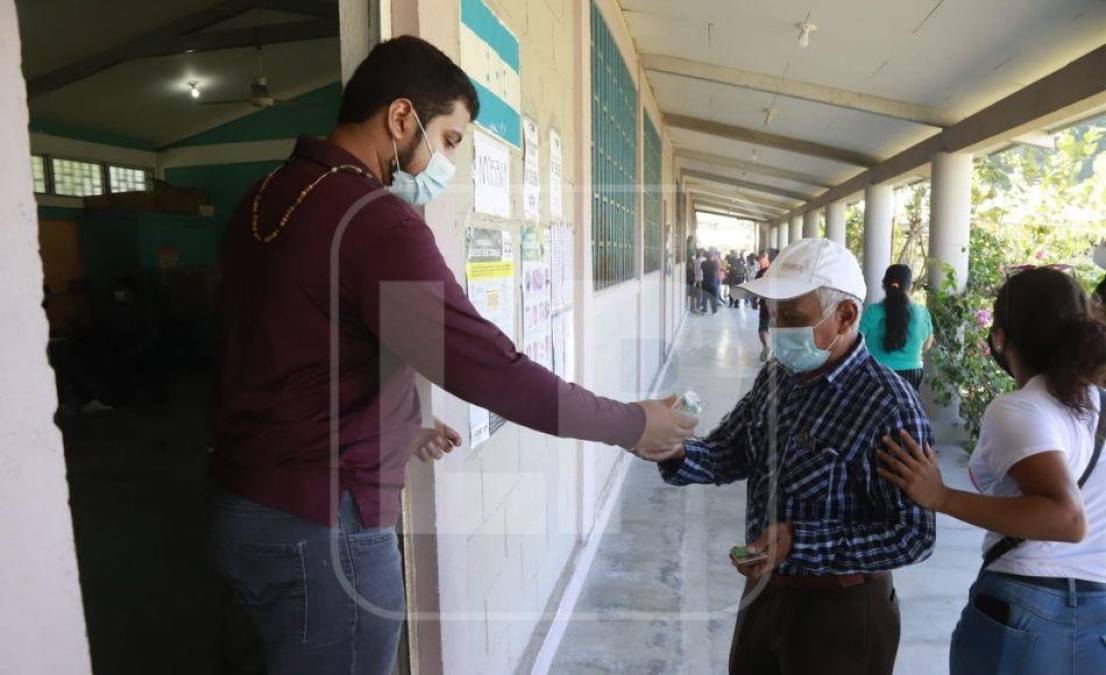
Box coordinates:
[778,221,790,248]
[825,199,847,246]
[928,152,973,293]
[789,215,802,245]
[863,183,894,304]
[768,226,778,250]
[802,210,821,239]
[1,1,92,670]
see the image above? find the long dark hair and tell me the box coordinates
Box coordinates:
[882,264,913,352]
[994,267,1106,416]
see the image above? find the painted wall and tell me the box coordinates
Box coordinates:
[0,1,92,671]
[410,1,588,672]
[407,1,687,673]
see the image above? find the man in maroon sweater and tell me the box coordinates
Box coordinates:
[209,36,694,674]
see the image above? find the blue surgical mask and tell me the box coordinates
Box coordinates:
[390,111,456,206]
[770,312,841,373]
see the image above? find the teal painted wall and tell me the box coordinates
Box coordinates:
[77,212,223,281]
[164,160,281,227]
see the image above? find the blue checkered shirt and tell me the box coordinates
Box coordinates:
[660,337,936,575]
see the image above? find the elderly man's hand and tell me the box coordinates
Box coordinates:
[629,442,686,463]
[633,395,698,451]
[733,522,793,578]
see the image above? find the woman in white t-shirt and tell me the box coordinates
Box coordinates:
[877,267,1106,675]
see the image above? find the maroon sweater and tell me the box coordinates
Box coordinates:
[213,137,644,526]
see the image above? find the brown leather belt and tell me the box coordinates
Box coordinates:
[768,571,888,591]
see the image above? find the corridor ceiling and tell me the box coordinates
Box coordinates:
[16,0,340,146]
[620,0,1106,210]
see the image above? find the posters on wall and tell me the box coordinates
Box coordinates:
[473,130,511,218]
[466,227,515,448]
[549,220,575,381]
[523,116,540,223]
[459,0,521,146]
[521,226,553,370]
[549,129,563,221]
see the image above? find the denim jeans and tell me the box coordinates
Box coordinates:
[950,571,1106,675]
[209,489,405,675]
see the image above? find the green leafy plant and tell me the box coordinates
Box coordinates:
[926,123,1106,449]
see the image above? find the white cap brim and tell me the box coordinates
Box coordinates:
[738,276,818,301]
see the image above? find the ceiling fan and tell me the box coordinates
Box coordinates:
[195,45,303,110]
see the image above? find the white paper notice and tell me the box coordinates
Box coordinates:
[473,130,511,218]
[549,129,563,221]
[466,227,515,447]
[523,117,540,223]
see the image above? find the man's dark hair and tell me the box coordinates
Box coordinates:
[338,35,480,128]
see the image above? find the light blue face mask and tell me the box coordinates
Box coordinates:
[390,111,456,206]
[770,311,841,373]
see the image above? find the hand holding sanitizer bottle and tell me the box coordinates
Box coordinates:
[675,390,704,416]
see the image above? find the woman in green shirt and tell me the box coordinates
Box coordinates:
[860,264,934,390]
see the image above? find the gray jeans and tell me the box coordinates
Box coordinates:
[209,489,405,675]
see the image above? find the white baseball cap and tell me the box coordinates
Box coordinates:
[740,238,866,302]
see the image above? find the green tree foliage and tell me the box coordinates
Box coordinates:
[845,201,865,264]
[928,123,1106,449]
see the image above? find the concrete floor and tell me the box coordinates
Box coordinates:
[549,305,983,674]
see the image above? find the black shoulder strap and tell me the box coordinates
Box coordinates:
[981,387,1106,571]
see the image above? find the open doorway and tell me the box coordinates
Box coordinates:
[17,2,345,672]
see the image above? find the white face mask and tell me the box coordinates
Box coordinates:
[769,310,841,373]
[389,110,456,206]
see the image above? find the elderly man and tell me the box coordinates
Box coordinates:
[654,238,936,675]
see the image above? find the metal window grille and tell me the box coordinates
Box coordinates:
[51,158,103,197]
[643,115,661,273]
[108,165,151,193]
[31,155,47,194]
[591,2,638,290]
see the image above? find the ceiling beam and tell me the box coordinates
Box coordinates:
[693,204,763,222]
[676,147,835,189]
[1011,130,1056,150]
[644,54,954,128]
[692,196,776,220]
[770,43,1106,225]
[27,0,254,98]
[683,179,797,212]
[252,0,340,20]
[666,113,880,167]
[128,20,338,59]
[682,168,816,202]
[684,186,787,215]
[688,189,779,217]
[25,0,337,99]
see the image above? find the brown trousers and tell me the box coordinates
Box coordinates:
[729,573,901,675]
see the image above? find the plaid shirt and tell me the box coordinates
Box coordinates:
[660,337,936,575]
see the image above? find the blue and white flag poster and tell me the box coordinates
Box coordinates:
[460,0,521,147]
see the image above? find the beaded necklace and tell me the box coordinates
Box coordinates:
[251,163,369,244]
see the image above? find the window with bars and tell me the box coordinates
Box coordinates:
[675,189,687,263]
[590,2,638,290]
[643,116,661,274]
[51,158,103,197]
[108,165,151,193]
[31,155,47,194]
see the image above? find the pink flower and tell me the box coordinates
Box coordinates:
[1035,250,1045,260]
[975,309,992,327]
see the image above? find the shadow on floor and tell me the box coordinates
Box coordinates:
[61,374,263,675]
